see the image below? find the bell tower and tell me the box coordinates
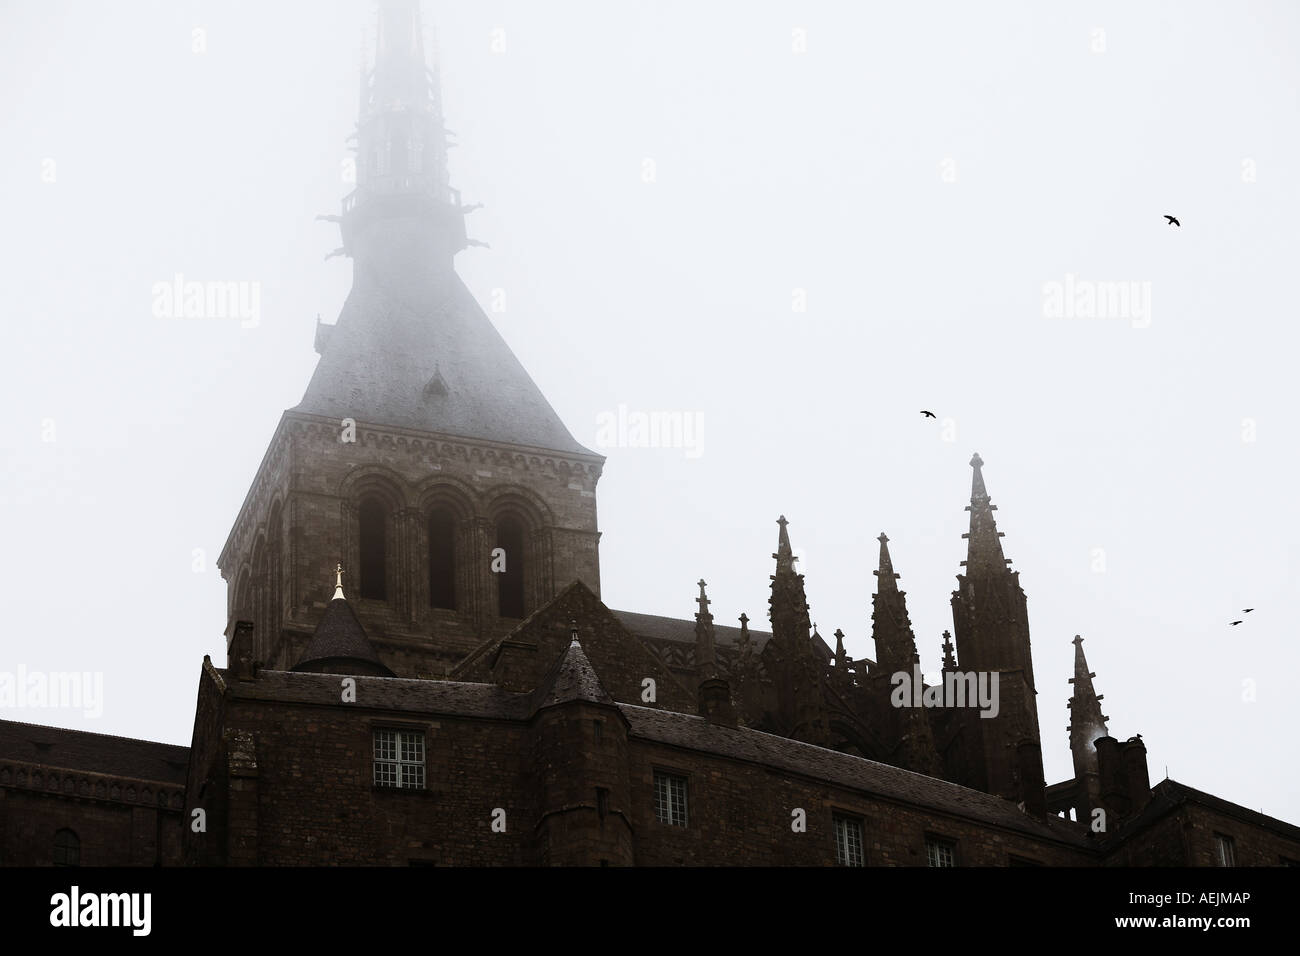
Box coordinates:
[217,0,604,678]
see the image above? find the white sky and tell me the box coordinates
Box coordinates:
[2,0,1297,827]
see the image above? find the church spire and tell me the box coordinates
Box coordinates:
[766,516,829,746]
[297,0,595,454]
[870,533,921,675]
[874,533,900,594]
[368,0,439,117]
[961,453,1010,576]
[769,516,811,644]
[339,0,468,269]
[869,533,941,775]
[949,453,1041,802]
[1067,635,1110,778]
[774,515,796,574]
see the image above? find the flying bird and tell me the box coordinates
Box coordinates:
[1229,620,1243,626]
[1164,215,1180,227]
[920,410,937,419]
[1243,608,1254,613]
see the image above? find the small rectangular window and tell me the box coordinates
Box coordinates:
[833,814,864,867]
[593,719,602,741]
[374,729,425,789]
[926,837,956,867]
[654,771,688,827]
[596,787,609,819]
[53,829,80,867]
[1215,834,1236,867]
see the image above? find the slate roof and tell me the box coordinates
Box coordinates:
[224,669,534,721]
[614,610,772,652]
[616,704,1091,847]
[533,640,613,710]
[613,610,841,661]
[1113,778,1300,844]
[296,269,596,457]
[293,597,394,676]
[0,719,189,784]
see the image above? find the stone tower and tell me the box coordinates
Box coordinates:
[948,453,1043,804]
[217,0,604,678]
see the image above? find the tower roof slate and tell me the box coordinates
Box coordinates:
[293,596,394,677]
[533,638,614,709]
[0,719,189,784]
[296,272,596,458]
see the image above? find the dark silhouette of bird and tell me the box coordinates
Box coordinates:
[1243,608,1254,613]
[920,410,937,419]
[1164,215,1180,226]
[1229,620,1243,626]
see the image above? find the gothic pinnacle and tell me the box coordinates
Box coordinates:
[961,452,1010,575]
[333,563,346,601]
[970,451,988,500]
[871,533,922,673]
[875,533,901,593]
[694,580,717,679]
[695,579,711,619]
[773,515,796,573]
[370,0,435,115]
[1068,635,1105,715]
[1067,635,1110,777]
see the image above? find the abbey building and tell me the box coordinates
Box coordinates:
[2,0,1297,868]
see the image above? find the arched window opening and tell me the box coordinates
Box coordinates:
[359,497,388,601]
[428,509,457,610]
[53,829,80,867]
[496,515,526,618]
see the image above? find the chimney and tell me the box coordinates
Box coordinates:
[228,620,258,681]
[1121,735,1152,813]
[1094,735,1132,817]
[697,677,737,727]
